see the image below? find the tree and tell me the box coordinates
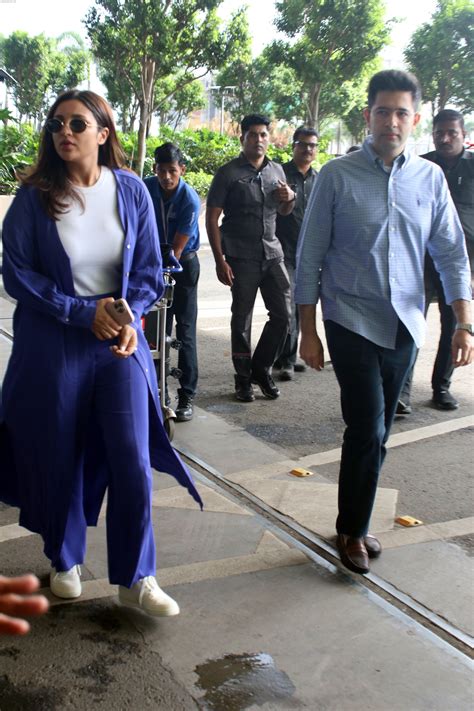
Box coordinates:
[3,32,51,121]
[269,0,391,130]
[155,78,206,130]
[404,0,474,115]
[3,31,89,123]
[217,47,305,127]
[85,1,247,176]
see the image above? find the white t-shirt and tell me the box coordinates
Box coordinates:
[56,167,124,296]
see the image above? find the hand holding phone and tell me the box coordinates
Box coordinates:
[104,298,134,326]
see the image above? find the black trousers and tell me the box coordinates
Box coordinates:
[275,261,299,368]
[166,254,200,398]
[326,320,416,537]
[226,257,291,379]
[400,256,456,403]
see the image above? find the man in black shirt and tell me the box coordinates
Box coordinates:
[275,126,318,380]
[206,114,294,402]
[398,109,473,414]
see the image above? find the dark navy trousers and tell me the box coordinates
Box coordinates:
[54,343,156,588]
[325,320,416,538]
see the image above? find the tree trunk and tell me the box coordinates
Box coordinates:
[136,57,156,177]
[136,101,148,177]
[306,82,322,132]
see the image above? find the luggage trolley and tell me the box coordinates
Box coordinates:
[144,248,183,441]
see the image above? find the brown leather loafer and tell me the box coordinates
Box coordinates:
[364,535,382,559]
[336,534,370,574]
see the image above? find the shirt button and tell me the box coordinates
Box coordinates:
[391,202,396,207]
[145,368,148,373]
[126,272,130,277]
[64,318,69,323]
[126,244,131,249]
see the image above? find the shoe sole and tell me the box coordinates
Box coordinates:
[176,413,193,422]
[251,381,280,399]
[119,598,180,617]
[235,394,255,402]
[432,402,459,411]
[50,586,82,599]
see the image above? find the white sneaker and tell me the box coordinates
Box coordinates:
[118,576,179,617]
[50,565,82,599]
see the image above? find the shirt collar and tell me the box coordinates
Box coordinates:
[363,135,411,170]
[287,159,316,178]
[158,177,185,203]
[433,148,470,169]
[238,152,269,170]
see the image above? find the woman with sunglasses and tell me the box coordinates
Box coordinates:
[0,90,202,616]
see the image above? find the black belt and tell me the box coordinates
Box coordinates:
[180,250,197,263]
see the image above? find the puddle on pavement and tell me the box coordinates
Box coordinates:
[195,652,296,709]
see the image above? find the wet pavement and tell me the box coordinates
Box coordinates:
[0,253,473,710]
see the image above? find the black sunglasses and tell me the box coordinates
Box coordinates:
[294,140,318,150]
[45,117,101,134]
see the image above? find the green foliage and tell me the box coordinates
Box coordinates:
[217,46,305,125]
[269,0,391,128]
[185,170,213,198]
[85,0,249,176]
[404,0,474,114]
[2,31,90,121]
[0,123,39,194]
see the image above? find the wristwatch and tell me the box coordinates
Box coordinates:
[455,323,473,335]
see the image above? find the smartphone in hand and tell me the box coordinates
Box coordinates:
[104,298,134,326]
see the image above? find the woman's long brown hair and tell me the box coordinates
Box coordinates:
[22,90,127,220]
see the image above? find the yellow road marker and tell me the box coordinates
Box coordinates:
[290,468,314,478]
[395,515,423,527]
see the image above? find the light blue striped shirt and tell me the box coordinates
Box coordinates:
[295,136,471,348]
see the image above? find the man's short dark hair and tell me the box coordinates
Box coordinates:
[154,142,185,165]
[367,70,422,110]
[240,114,270,134]
[293,126,319,143]
[433,109,465,130]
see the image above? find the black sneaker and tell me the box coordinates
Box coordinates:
[176,394,194,422]
[279,368,293,381]
[396,400,412,415]
[432,390,459,411]
[251,370,280,399]
[234,376,255,402]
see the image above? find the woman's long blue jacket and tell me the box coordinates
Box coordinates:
[0,169,202,561]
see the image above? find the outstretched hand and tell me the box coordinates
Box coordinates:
[0,574,49,635]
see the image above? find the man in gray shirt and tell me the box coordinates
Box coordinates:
[206,114,295,402]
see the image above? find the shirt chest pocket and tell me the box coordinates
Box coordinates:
[453,177,474,207]
[234,176,264,211]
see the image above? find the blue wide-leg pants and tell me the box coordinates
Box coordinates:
[53,341,156,588]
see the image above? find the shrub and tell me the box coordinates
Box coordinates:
[0,122,40,195]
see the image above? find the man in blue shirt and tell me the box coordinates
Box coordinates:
[144,143,201,421]
[295,70,472,575]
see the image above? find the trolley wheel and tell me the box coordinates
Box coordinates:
[164,416,175,441]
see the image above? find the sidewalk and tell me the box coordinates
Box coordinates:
[0,292,472,710]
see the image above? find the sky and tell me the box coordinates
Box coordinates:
[1,0,438,66]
